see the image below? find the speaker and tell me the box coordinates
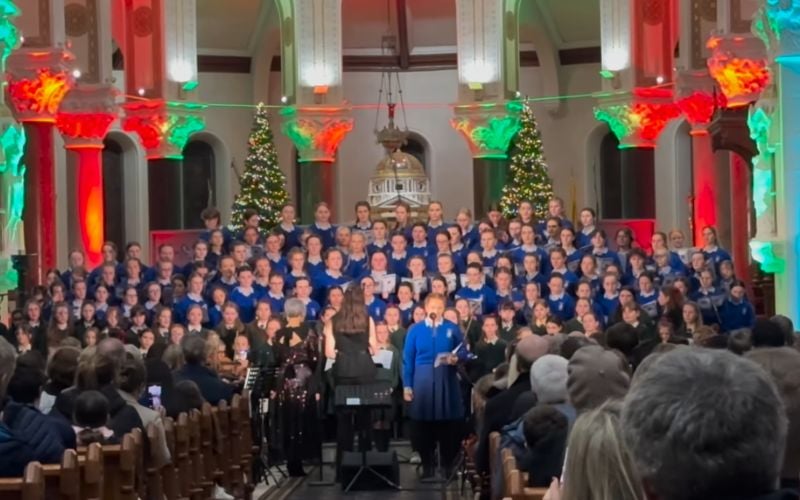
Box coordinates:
[339,450,399,491]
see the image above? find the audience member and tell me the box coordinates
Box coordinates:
[174,334,234,405]
[622,349,791,500]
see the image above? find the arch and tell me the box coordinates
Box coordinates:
[186,130,233,224]
[584,123,610,216]
[104,129,149,260]
[402,131,430,171]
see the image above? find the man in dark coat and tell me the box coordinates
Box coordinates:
[173,334,234,405]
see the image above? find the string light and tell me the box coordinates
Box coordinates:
[229,102,289,232]
[499,102,554,220]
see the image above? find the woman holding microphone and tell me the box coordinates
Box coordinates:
[403,292,468,479]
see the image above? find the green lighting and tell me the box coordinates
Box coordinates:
[0,0,20,66]
[0,121,25,250]
[181,80,199,92]
[166,114,205,151]
[599,70,615,80]
[594,106,632,143]
[748,107,776,219]
[752,168,774,218]
[750,240,785,274]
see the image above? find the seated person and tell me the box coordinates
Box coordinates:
[174,334,234,405]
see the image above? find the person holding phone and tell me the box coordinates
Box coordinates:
[402,293,468,479]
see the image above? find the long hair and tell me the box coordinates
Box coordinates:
[561,401,644,500]
[332,286,368,333]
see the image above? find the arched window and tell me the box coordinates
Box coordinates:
[402,134,427,170]
[182,141,216,229]
[102,138,127,252]
[598,132,623,219]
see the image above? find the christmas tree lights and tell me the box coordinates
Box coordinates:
[230,103,290,232]
[499,102,554,219]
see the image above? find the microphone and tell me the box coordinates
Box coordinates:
[429,312,437,321]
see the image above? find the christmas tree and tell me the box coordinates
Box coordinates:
[230,103,289,232]
[500,102,554,220]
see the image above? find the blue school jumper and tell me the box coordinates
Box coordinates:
[720,298,755,333]
[689,288,726,327]
[366,297,388,323]
[597,294,620,324]
[229,287,265,324]
[277,224,302,254]
[637,290,659,319]
[312,270,352,304]
[389,253,409,278]
[345,254,369,279]
[174,294,208,325]
[309,223,337,250]
[546,294,576,321]
[301,298,322,321]
[455,285,498,316]
[426,223,450,243]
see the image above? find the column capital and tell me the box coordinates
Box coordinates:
[594,88,679,149]
[55,83,118,149]
[280,105,353,163]
[450,100,522,159]
[706,34,770,108]
[675,70,721,134]
[122,99,206,159]
[6,46,75,123]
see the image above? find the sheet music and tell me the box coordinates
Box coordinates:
[379,273,397,294]
[372,349,394,370]
[443,273,458,293]
[402,277,428,296]
[325,357,335,371]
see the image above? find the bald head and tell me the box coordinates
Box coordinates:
[97,338,125,366]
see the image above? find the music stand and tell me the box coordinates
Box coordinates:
[335,383,401,493]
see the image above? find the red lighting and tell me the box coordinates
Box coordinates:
[75,149,105,267]
[7,68,71,122]
[676,91,720,129]
[122,102,166,150]
[707,36,770,108]
[55,112,116,143]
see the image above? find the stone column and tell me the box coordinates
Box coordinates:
[122,100,206,230]
[594,89,679,219]
[116,0,205,232]
[55,84,117,268]
[6,47,75,282]
[675,72,720,244]
[276,0,351,221]
[450,0,522,212]
[595,0,678,220]
[748,4,800,323]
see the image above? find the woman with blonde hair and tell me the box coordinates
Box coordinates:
[545,401,643,500]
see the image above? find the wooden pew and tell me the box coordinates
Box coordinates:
[130,428,146,500]
[213,400,237,492]
[145,422,165,500]
[0,461,45,500]
[188,409,213,499]
[228,394,245,495]
[97,432,138,500]
[236,390,255,499]
[81,443,104,500]
[42,449,79,500]
[500,448,548,500]
[162,417,181,500]
[175,413,195,499]
[200,402,219,492]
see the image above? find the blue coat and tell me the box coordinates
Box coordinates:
[2,400,74,464]
[402,319,467,421]
[0,423,34,477]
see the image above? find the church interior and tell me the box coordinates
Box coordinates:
[0,1,797,499]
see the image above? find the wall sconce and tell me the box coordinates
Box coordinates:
[600,69,621,89]
[313,85,328,104]
[468,81,485,101]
